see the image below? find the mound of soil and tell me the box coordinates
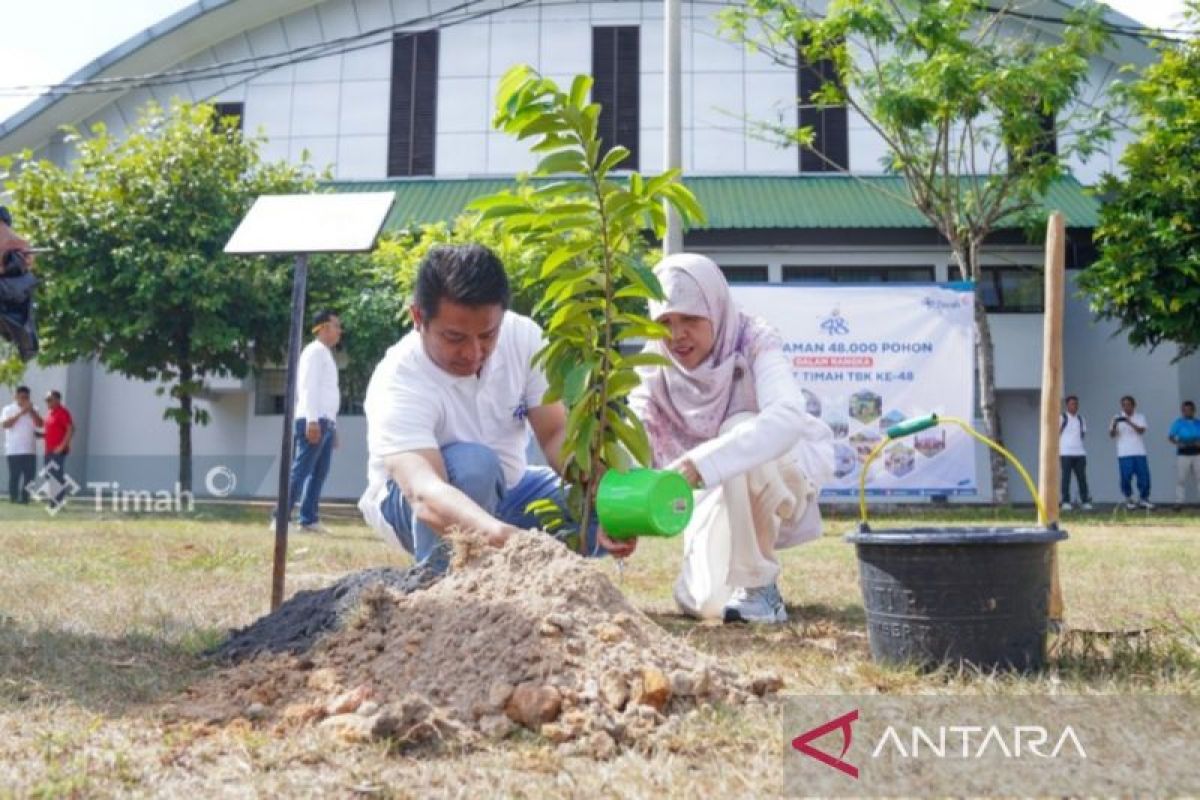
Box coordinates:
[177,533,781,757]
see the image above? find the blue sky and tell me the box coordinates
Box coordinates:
[0,0,1192,124]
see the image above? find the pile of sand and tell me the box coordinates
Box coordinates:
[175,532,781,758]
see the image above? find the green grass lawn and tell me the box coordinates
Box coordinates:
[0,501,1196,797]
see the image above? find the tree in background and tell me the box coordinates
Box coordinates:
[722,0,1111,501]
[1081,2,1200,359]
[1,102,317,492]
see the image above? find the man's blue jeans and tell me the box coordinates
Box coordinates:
[286,418,335,526]
[1118,454,1151,501]
[379,442,602,574]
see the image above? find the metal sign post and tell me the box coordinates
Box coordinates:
[224,192,394,610]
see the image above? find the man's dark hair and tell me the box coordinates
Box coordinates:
[1065,395,1078,404]
[1121,395,1136,405]
[47,389,62,401]
[15,385,29,396]
[312,309,338,328]
[413,244,510,320]
[1184,400,1196,411]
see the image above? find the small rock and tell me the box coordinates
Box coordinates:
[635,667,671,712]
[579,678,599,702]
[319,713,375,743]
[545,612,574,631]
[669,670,697,697]
[282,701,324,725]
[612,612,633,626]
[487,681,514,710]
[540,721,575,744]
[584,731,618,760]
[362,632,385,652]
[245,702,266,720]
[306,668,340,693]
[478,713,515,739]
[325,684,372,716]
[600,673,629,712]
[538,621,562,637]
[504,683,563,730]
[595,623,624,643]
[356,701,380,718]
[751,673,784,696]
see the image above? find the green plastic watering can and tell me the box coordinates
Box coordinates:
[595,468,694,540]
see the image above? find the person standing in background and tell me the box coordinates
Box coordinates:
[1168,400,1200,511]
[42,390,75,502]
[1110,394,1152,510]
[1059,395,1091,511]
[2,386,42,503]
[280,310,342,533]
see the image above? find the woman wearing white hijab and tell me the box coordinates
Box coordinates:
[629,253,834,623]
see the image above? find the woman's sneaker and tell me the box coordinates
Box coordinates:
[723,583,788,624]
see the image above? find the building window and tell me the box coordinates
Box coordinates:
[254,369,363,416]
[721,266,769,284]
[388,30,438,177]
[783,266,934,283]
[797,47,848,172]
[592,26,640,170]
[212,101,244,131]
[979,266,1044,313]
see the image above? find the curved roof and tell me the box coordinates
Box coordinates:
[0,0,320,154]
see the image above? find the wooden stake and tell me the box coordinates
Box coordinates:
[1039,212,1066,622]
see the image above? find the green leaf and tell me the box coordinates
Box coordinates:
[536,150,587,175]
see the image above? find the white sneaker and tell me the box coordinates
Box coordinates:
[723,583,788,624]
[268,518,296,532]
[1124,499,1138,511]
[300,522,332,534]
[1061,501,1073,511]
[1138,499,1155,510]
[1081,502,1093,511]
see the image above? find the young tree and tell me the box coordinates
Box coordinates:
[1,101,317,491]
[722,0,1111,501]
[1080,4,1200,359]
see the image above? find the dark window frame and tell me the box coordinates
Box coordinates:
[796,44,848,172]
[979,265,1044,313]
[782,265,935,283]
[387,29,439,177]
[254,367,363,417]
[211,101,244,132]
[592,26,640,170]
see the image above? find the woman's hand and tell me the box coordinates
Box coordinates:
[598,528,637,559]
[670,457,704,489]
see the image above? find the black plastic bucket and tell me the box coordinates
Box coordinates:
[843,526,1067,671]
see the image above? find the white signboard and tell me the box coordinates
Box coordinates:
[732,284,977,499]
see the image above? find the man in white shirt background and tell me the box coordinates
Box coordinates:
[1109,394,1153,510]
[1059,394,1091,511]
[2,385,42,504]
[280,310,342,533]
[358,244,631,574]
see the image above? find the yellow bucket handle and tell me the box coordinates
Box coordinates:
[857,414,1047,526]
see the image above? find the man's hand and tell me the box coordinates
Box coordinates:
[598,528,637,558]
[0,225,34,272]
[486,521,522,549]
[305,420,321,444]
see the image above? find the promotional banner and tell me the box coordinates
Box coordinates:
[732,284,976,498]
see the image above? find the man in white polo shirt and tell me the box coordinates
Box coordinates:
[2,385,42,504]
[358,244,633,573]
[1109,394,1153,510]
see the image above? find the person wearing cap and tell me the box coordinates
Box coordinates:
[278,310,342,533]
[628,253,835,624]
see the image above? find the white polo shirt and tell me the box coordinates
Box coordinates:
[1112,411,1148,458]
[294,339,340,423]
[358,311,549,536]
[2,402,37,456]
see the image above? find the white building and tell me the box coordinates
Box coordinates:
[2,0,1196,505]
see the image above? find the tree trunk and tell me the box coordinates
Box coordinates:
[178,363,193,494]
[955,244,1010,504]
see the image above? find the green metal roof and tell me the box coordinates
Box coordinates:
[326,174,1099,232]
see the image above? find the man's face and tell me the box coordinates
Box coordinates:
[1184,403,1196,419]
[45,394,58,410]
[1121,397,1135,415]
[1065,397,1079,415]
[15,391,30,408]
[318,316,343,348]
[412,300,505,378]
